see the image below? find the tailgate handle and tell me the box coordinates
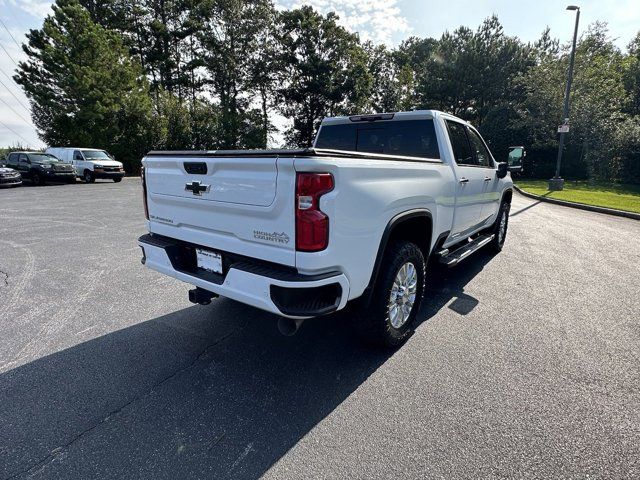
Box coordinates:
[184,162,207,175]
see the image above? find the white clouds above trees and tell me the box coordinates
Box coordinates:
[275,0,410,45]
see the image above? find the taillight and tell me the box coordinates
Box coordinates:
[141,166,149,220]
[296,173,334,252]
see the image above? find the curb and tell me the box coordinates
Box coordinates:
[513,185,640,221]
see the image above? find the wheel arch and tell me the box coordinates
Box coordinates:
[502,188,513,205]
[361,209,433,307]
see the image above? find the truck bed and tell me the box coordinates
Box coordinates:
[146,148,441,164]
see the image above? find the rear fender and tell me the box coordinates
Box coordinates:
[360,209,433,307]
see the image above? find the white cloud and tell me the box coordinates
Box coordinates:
[276,0,411,45]
[1,0,53,19]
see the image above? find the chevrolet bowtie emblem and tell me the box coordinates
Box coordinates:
[185,181,211,196]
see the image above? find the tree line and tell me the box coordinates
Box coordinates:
[12,0,640,183]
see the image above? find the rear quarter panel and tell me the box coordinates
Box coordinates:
[293,156,456,299]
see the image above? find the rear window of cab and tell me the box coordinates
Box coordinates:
[315,119,440,159]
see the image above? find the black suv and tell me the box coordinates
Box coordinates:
[6,152,76,186]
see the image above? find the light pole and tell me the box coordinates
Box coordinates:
[550,5,580,191]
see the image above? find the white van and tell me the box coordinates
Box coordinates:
[45,147,125,183]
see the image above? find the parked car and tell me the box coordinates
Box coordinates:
[0,164,22,187]
[138,110,515,347]
[6,151,75,186]
[45,147,125,183]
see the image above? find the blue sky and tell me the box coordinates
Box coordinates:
[1,0,639,148]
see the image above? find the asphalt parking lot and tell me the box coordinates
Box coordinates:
[1,178,639,479]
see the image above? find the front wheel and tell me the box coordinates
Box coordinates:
[84,170,95,183]
[488,201,510,253]
[113,177,122,183]
[355,241,426,348]
[32,172,45,186]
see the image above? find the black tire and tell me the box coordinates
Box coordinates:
[32,172,45,186]
[355,241,426,348]
[488,201,510,253]
[113,177,122,183]
[84,170,95,183]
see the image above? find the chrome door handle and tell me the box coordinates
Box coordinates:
[484,176,492,182]
[459,178,469,184]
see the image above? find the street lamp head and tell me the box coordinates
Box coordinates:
[566,5,580,10]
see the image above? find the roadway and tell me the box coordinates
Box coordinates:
[0,179,638,478]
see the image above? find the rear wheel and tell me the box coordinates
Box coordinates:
[355,241,426,348]
[84,170,95,183]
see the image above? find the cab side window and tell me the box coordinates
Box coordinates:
[467,128,494,168]
[7,153,18,167]
[73,150,83,161]
[446,120,477,166]
[19,154,29,164]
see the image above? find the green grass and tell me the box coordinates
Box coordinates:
[515,180,640,214]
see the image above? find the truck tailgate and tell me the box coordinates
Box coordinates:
[146,156,277,206]
[144,153,297,267]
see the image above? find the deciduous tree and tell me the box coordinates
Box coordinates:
[276,6,372,147]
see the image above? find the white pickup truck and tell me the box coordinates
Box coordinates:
[139,110,515,346]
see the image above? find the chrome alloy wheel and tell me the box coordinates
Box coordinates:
[498,209,508,244]
[388,262,418,329]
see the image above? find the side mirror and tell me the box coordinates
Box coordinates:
[507,146,525,173]
[497,162,508,179]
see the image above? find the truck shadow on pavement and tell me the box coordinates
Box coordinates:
[0,253,495,479]
[419,250,494,322]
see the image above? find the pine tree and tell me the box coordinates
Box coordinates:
[15,0,154,171]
